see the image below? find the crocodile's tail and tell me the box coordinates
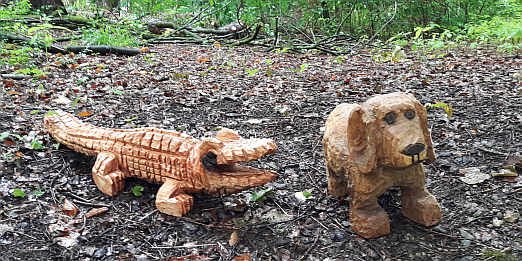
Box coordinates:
[44,110,100,156]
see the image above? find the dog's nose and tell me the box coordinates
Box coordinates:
[401,143,425,156]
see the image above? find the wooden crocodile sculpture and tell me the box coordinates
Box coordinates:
[44,110,277,216]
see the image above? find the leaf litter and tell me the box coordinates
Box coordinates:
[0,44,520,260]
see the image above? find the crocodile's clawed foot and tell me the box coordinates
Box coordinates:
[92,152,125,196]
[155,180,193,216]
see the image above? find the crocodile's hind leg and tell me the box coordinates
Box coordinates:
[155,180,194,216]
[92,152,126,196]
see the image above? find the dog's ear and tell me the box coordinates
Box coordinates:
[346,106,377,174]
[412,97,436,163]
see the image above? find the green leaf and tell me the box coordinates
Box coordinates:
[124,116,138,123]
[299,63,309,73]
[132,185,144,197]
[425,102,453,117]
[46,110,57,116]
[71,96,80,108]
[111,89,123,95]
[250,188,272,202]
[246,68,260,77]
[13,189,25,198]
[0,132,9,140]
[34,190,43,196]
[301,191,313,198]
[30,139,46,149]
[30,110,40,115]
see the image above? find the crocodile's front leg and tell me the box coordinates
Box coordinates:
[92,152,126,196]
[155,179,194,216]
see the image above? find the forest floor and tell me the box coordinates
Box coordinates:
[0,44,521,261]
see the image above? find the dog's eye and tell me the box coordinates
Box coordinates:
[383,112,396,125]
[404,110,415,120]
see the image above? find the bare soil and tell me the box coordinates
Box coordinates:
[0,44,521,260]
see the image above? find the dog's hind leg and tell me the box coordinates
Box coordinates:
[326,167,350,196]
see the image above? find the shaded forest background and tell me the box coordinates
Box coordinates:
[0,0,521,63]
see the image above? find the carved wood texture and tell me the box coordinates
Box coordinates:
[45,110,277,216]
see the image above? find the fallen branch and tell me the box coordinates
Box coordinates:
[65,45,142,56]
[0,31,65,53]
[1,74,31,80]
[228,23,261,47]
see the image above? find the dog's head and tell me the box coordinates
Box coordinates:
[343,92,436,172]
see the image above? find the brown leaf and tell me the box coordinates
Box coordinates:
[14,152,24,158]
[62,199,79,217]
[140,47,149,52]
[4,140,15,146]
[3,80,15,87]
[85,207,108,218]
[7,90,21,95]
[166,254,209,261]
[228,231,239,246]
[76,111,93,117]
[232,253,251,261]
[503,176,520,183]
[197,58,211,63]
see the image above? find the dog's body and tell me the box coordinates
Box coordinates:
[323,92,441,238]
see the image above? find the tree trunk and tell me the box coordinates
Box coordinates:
[29,0,67,14]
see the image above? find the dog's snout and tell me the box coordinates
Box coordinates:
[401,143,425,156]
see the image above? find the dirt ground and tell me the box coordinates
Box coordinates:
[0,44,521,260]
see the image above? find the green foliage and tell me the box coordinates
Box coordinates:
[482,250,518,261]
[15,67,48,77]
[0,44,34,66]
[132,185,144,196]
[81,23,140,47]
[13,189,25,198]
[46,110,57,117]
[30,139,46,149]
[250,188,272,202]
[425,103,453,118]
[246,68,259,77]
[0,132,9,140]
[0,0,32,19]
[33,190,43,196]
[124,116,138,122]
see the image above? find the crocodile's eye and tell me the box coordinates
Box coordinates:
[383,112,397,125]
[404,109,415,120]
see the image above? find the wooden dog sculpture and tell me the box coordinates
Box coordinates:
[323,92,441,238]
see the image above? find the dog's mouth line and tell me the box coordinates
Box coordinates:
[410,154,425,165]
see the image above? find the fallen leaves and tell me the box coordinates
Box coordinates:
[459,167,490,185]
[76,111,93,117]
[197,57,211,63]
[228,231,239,246]
[85,207,109,218]
[232,253,251,261]
[62,199,79,217]
[7,90,22,95]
